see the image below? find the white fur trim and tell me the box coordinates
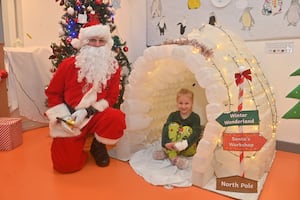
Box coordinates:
[45,103,70,121]
[92,99,109,112]
[71,38,82,49]
[45,104,82,138]
[49,123,81,138]
[75,85,98,109]
[79,24,111,43]
[175,140,188,151]
[75,84,108,112]
[94,133,118,145]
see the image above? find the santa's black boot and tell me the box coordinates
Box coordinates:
[90,138,110,167]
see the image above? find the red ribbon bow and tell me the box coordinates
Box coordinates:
[235,69,252,86]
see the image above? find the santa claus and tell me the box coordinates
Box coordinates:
[45,21,126,173]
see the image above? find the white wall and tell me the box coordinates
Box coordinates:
[123,0,300,144]
[246,40,300,144]
[113,0,147,62]
[2,0,64,47]
[3,0,299,144]
[20,0,64,47]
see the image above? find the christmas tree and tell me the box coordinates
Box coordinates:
[49,0,131,108]
[282,68,300,119]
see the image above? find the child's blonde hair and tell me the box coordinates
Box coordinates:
[176,88,194,102]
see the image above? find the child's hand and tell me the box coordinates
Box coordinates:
[165,142,176,150]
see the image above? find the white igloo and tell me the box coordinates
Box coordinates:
[111,25,277,189]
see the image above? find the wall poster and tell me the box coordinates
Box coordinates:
[147,0,300,46]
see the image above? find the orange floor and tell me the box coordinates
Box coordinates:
[1,127,299,200]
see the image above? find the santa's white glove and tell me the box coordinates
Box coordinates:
[71,108,88,127]
[60,116,75,134]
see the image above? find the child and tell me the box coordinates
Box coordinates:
[153,88,202,169]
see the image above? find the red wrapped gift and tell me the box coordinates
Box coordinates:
[0,118,23,151]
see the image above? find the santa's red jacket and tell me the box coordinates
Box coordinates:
[45,56,122,138]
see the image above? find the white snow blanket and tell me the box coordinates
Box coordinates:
[129,142,193,188]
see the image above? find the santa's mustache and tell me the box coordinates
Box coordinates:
[75,45,117,86]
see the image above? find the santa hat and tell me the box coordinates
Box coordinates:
[71,14,113,49]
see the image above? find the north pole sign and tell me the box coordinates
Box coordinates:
[216,176,258,193]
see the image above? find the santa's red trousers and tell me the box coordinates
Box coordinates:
[50,108,126,173]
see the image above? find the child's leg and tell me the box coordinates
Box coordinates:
[173,156,189,169]
[152,149,167,160]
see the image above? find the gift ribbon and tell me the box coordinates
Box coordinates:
[235,69,252,86]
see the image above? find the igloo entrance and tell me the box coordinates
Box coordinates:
[126,57,208,145]
[112,44,210,161]
[110,25,277,198]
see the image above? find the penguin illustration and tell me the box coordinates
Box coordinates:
[157,17,167,36]
[239,7,255,30]
[151,0,162,18]
[284,0,300,26]
[209,12,217,25]
[261,0,283,16]
[177,17,187,35]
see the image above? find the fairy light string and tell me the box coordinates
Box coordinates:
[161,24,277,162]
[215,24,278,131]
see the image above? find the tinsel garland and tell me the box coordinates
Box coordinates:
[163,38,214,59]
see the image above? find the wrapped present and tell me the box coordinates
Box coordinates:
[0,118,23,151]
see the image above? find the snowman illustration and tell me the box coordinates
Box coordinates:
[262,0,272,16]
[284,0,300,26]
[262,0,283,16]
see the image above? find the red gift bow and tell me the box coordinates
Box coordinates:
[235,69,252,86]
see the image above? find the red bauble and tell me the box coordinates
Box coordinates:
[0,69,8,80]
[66,37,72,44]
[95,0,102,5]
[123,46,129,52]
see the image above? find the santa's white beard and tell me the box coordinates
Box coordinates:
[75,45,118,89]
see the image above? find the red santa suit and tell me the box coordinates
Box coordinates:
[45,55,126,173]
